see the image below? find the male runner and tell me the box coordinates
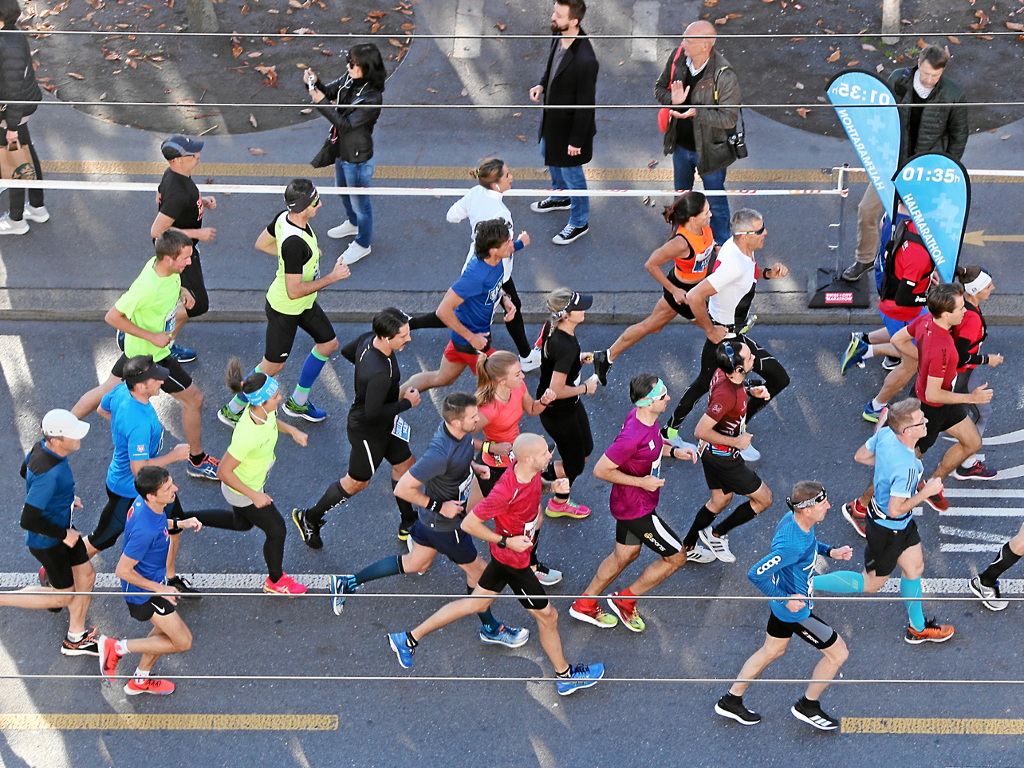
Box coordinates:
[570,373,701,632]
[387,433,605,697]
[682,340,773,563]
[150,135,218,363]
[813,398,955,643]
[0,410,99,656]
[328,393,527,648]
[715,481,852,731]
[293,308,421,548]
[220,178,350,425]
[71,228,219,480]
[401,219,515,394]
[662,208,789,460]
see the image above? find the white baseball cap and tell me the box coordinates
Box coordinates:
[41,409,90,440]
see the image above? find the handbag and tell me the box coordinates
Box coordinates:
[712,66,748,160]
[0,139,36,180]
[657,44,685,134]
[310,129,336,168]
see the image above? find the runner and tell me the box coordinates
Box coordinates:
[386,433,605,697]
[592,192,715,385]
[474,350,560,584]
[190,360,309,595]
[98,466,202,695]
[71,229,219,480]
[661,208,789,460]
[681,340,773,563]
[150,135,218,363]
[292,308,420,548]
[570,373,700,632]
[328,393,527,649]
[402,219,516,394]
[219,178,351,426]
[970,525,1023,612]
[535,288,600,520]
[0,410,99,657]
[715,481,852,731]
[813,398,956,643]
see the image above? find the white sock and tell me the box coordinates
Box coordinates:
[871,398,886,411]
[134,667,151,683]
[115,639,130,655]
[66,630,86,643]
[961,454,977,468]
[864,346,876,359]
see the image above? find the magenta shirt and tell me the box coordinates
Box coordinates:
[604,408,663,520]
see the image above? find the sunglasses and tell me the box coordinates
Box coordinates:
[736,225,767,236]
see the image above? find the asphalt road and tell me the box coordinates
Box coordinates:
[1,321,1022,767]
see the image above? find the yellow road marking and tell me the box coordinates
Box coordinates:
[963,230,1024,247]
[842,717,1024,735]
[0,714,338,731]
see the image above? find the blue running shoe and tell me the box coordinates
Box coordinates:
[840,333,869,375]
[186,453,220,480]
[862,400,884,424]
[556,662,605,696]
[115,330,125,352]
[388,632,415,668]
[169,342,196,363]
[283,397,327,422]
[329,574,356,616]
[479,623,530,648]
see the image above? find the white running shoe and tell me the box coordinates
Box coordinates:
[0,213,28,235]
[520,348,541,373]
[327,220,358,239]
[699,525,736,563]
[662,433,697,452]
[686,544,717,564]
[739,444,760,462]
[341,242,372,265]
[24,205,49,223]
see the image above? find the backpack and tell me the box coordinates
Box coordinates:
[877,215,925,301]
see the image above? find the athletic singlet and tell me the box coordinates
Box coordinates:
[672,224,716,283]
[478,386,526,468]
[266,213,321,315]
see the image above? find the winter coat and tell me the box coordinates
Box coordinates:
[537,31,598,167]
[888,66,968,163]
[0,30,41,127]
[314,76,383,164]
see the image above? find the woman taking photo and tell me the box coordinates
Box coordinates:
[306,43,385,266]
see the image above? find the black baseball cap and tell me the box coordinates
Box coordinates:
[564,291,593,312]
[161,135,204,160]
[122,355,169,386]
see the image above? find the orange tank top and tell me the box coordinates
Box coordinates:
[672,224,716,283]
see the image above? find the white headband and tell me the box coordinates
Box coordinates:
[963,271,992,296]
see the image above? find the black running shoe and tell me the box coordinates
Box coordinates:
[791,698,838,731]
[166,575,202,600]
[715,694,761,725]
[292,508,323,550]
[881,355,902,371]
[593,349,611,386]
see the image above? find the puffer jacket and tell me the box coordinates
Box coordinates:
[655,47,740,176]
[0,30,41,127]
[313,75,383,164]
[888,66,968,162]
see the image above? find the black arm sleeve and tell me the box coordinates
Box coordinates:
[363,372,412,421]
[954,335,985,368]
[340,336,359,364]
[893,279,929,308]
[20,503,68,541]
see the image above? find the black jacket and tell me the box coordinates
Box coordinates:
[537,31,598,167]
[313,76,383,164]
[888,66,968,163]
[0,30,41,127]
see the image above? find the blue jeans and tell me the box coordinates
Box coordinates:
[334,156,375,247]
[541,140,589,228]
[673,146,730,245]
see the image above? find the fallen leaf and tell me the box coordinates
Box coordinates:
[67,71,86,79]
[947,35,960,44]
[389,38,403,46]
[714,16,728,25]
[461,87,468,96]
[1000,134,1012,140]
[151,56,164,61]
[796,108,811,118]
[99,92,106,99]
[727,13,742,18]
[795,82,804,89]
[512,112,521,117]
[232,38,242,58]
[917,38,927,48]
[263,36,277,45]
[126,59,137,68]
[249,113,258,128]
[320,49,333,56]
[495,22,506,31]
[619,60,625,65]
[1007,22,1024,31]
[288,0,310,7]
[816,96,827,103]
[426,87,437,93]
[876,63,885,73]
[240,4,248,12]
[647,160,658,168]
[861,43,876,51]
[367,10,387,18]
[846,60,859,66]
[516,135,526,142]
[704,0,718,5]
[247,51,262,58]
[248,148,267,155]
[299,108,312,114]
[401,23,415,30]
[294,27,315,34]
[339,16,349,21]
[826,48,840,62]
[978,34,994,39]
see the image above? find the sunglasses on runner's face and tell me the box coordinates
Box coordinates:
[736,225,767,236]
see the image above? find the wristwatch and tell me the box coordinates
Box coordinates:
[497,535,508,549]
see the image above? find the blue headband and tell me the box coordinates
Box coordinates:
[635,379,667,407]
[247,375,280,406]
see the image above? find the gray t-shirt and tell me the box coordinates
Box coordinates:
[547,40,568,92]
[411,422,475,532]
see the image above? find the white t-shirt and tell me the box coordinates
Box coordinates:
[450,185,515,283]
[706,237,756,327]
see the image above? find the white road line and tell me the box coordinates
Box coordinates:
[877,578,1024,594]
[630,1,661,63]
[452,0,484,59]
[988,463,1024,480]
[941,507,1024,517]
[983,428,1024,446]
[940,544,1002,553]
[945,489,1024,498]
[940,526,1009,543]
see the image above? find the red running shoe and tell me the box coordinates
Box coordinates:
[124,677,176,695]
[841,500,868,538]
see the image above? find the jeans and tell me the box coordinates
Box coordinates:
[541,139,589,228]
[334,156,375,247]
[673,145,731,245]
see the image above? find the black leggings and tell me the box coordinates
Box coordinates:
[180,248,209,318]
[0,122,44,218]
[539,399,594,489]
[192,502,288,582]
[666,333,790,433]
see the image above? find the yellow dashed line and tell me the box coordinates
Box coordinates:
[0,713,338,731]
[842,717,1024,735]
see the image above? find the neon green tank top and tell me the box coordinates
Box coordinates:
[265,212,321,314]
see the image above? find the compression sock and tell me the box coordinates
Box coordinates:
[980,542,1023,587]
[467,585,501,632]
[404,632,418,648]
[555,666,572,678]
[713,502,757,537]
[901,577,926,632]
[353,556,404,586]
[307,481,352,523]
[393,478,418,530]
[812,571,865,593]
[684,505,717,549]
[227,366,264,414]
[292,349,330,406]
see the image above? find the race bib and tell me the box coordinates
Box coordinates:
[650,446,663,479]
[523,511,540,543]
[391,416,411,442]
[163,306,177,336]
[458,471,474,505]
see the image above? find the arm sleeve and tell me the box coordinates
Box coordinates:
[280,236,309,274]
[449,271,481,302]
[893,278,929,307]
[20,503,68,540]
[0,37,32,126]
[815,540,833,557]
[706,256,743,293]
[954,335,984,368]
[551,338,577,377]
[888,466,916,500]
[408,450,447,489]
[121,525,157,564]
[362,371,412,421]
[316,89,382,132]
[653,49,677,106]
[747,546,798,598]
[602,433,636,467]
[946,99,969,161]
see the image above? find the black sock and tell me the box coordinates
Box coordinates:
[722,692,741,702]
[393,478,418,530]
[308,481,352,523]
[799,695,818,707]
[556,665,572,678]
[406,632,418,647]
[189,453,206,465]
[684,505,716,548]
[980,542,1022,587]
[714,501,757,537]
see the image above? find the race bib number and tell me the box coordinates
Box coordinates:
[163,307,177,336]
[391,416,411,442]
[650,447,663,479]
[523,511,540,543]
[458,471,474,505]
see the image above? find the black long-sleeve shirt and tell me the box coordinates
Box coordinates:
[342,331,411,434]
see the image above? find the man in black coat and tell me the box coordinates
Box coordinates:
[529,0,598,246]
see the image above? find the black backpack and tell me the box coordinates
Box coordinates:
[879,218,925,302]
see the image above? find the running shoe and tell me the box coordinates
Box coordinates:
[327,220,358,239]
[862,400,884,423]
[398,526,410,543]
[904,618,955,644]
[555,662,604,696]
[166,575,202,600]
[341,242,372,265]
[217,405,241,428]
[545,498,591,519]
[534,562,563,586]
[661,428,697,453]
[0,213,29,235]
[479,623,530,648]
[552,223,589,246]
[924,489,950,513]
[699,526,736,563]
[607,594,645,633]
[24,205,50,223]
[739,444,760,462]
[569,600,618,628]
[840,333,869,375]
[969,576,1008,612]
[61,627,100,657]
[791,698,839,731]
[685,544,717,564]
[530,198,571,213]
[329,574,356,616]
[715,694,761,726]
[263,573,308,596]
[283,397,328,422]
[186,453,220,480]
[115,329,126,352]
[169,342,196,363]
[292,508,324,549]
[841,260,873,281]
[519,348,542,373]
[124,677,176,696]
[98,635,123,681]
[953,461,998,481]
[388,632,415,668]
[881,355,902,371]
[841,499,868,539]
[592,349,611,386]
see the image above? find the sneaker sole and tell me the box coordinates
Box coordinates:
[170,353,196,363]
[23,214,49,223]
[862,411,881,423]
[329,576,348,616]
[291,509,312,545]
[905,629,955,644]
[544,508,590,519]
[698,530,736,563]
[124,683,175,696]
[552,230,588,246]
[714,703,760,726]
[327,229,358,239]
[263,585,307,597]
[388,636,413,668]
[216,411,239,429]
[922,497,949,513]
[185,467,219,480]
[282,408,327,423]
[556,672,603,696]
[790,705,838,731]
[568,607,618,628]
[606,599,644,633]
[841,506,867,538]
[479,631,530,649]
[840,338,866,375]
[969,580,1007,612]
[952,471,998,481]
[61,646,100,657]
[531,204,572,214]
[536,574,562,586]
[342,248,372,266]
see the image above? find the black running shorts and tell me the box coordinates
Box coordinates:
[662,270,698,320]
[111,353,191,394]
[615,512,683,556]
[864,517,921,578]
[766,610,838,649]
[478,558,548,610]
[263,300,336,365]
[30,537,90,590]
[700,452,763,496]
[127,594,178,621]
[918,402,970,455]
[346,429,412,483]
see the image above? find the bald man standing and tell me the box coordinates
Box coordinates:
[655,21,741,246]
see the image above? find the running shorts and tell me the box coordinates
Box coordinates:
[263,300,336,365]
[615,512,683,556]
[766,610,838,649]
[864,517,922,578]
[478,558,548,610]
[29,538,90,590]
[111,353,191,395]
[700,452,762,496]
